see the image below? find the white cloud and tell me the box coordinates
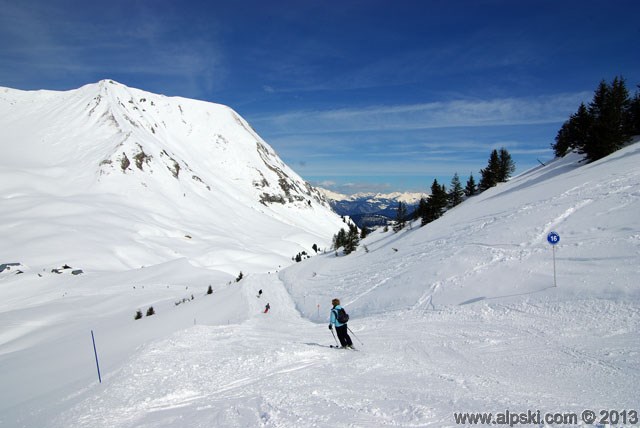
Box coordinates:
[253,92,591,135]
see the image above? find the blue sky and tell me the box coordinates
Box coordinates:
[1,0,639,194]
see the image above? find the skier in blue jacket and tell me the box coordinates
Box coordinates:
[329,298,353,349]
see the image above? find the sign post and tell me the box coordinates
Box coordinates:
[547,231,560,287]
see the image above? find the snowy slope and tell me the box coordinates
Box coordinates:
[284,144,640,317]
[0,81,343,274]
[1,131,639,425]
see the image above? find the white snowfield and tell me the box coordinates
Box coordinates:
[1,81,639,426]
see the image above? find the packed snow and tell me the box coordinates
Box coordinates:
[1,82,639,427]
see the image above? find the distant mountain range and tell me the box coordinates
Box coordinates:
[318,189,427,228]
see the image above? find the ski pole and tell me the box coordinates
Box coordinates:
[330,328,340,347]
[348,326,364,345]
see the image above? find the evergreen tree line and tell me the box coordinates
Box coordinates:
[553,76,640,162]
[331,148,515,253]
[409,147,515,228]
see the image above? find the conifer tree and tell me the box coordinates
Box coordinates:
[333,228,347,250]
[360,224,370,239]
[344,223,360,254]
[393,201,407,232]
[629,86,640,136]
[478,148,515,190]
[422,179,448,226]
[448,173,464,207]
[415,197,428,220]
[479,149,500,191]
[584,77,632,161]
[464,173,477,197]
[553,103,592,157]
[553,119,572,157]
[497,148,516,182]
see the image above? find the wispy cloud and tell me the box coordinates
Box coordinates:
[252,92,591,135]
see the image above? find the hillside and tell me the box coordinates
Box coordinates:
[0,81,344,274]
[1,127,639,425]
[284,144,640,316]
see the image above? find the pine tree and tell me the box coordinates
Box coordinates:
[333,228,347,250]
[497,148,515,182]
[553,119,572,157]
[393,201,407,232]
[464,173,477,197]
[584,77,632,161]
[207,285,213,295]
[478,148,515,191]
[414,197,428,220]
[344,223,360,254]
[553,103,592,157]
[629,86,640,136]
[448,173,464,207]
[422,179,448,226]
[479,149,500,191]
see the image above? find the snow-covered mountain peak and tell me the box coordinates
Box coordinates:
[0,81,342,272]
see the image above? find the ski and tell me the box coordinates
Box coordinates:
[329,345,358,351]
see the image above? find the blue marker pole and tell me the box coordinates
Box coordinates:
[547,232,560,287]
[91,330,102,383]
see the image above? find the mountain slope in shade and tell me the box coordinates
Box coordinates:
[0,80,343,273]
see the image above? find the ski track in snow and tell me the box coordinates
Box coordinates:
[48,274,640,428]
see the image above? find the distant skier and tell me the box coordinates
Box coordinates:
[329,298,353,349]
[258,289,263,298]
[264,303,270,313]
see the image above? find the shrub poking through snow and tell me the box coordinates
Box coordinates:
[146,306,155,316]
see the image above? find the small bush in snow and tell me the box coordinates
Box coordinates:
[134,310,143,320]
[146,306,155,317]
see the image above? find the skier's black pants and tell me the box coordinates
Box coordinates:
[335,324,353,347]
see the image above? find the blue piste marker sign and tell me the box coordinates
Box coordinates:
[547,231,560,287]
[547,231,560,245]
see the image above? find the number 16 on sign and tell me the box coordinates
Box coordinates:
[547,232,560,287]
